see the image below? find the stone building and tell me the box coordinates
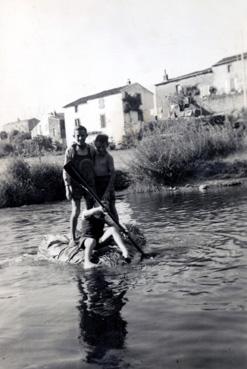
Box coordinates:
[31,112,66,143]
[2,118,39,134]
[63,82,154,146]
[155,52,247,119]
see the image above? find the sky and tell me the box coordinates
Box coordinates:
[0,0,247,126]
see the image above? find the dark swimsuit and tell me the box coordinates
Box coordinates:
[70,145,95,208]
[79,214,107,250]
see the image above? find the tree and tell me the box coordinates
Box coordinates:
[122,92,142,113]
[9,129,20,141]
[0,131,8,140]
[32,135,53,152]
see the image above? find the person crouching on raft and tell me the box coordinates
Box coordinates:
[63,125,96,247]
[80,206,129,269]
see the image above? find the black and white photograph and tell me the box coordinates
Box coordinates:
[0,0,247,368]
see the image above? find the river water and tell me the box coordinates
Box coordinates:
[0,186,247,369]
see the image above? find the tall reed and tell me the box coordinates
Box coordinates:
[130,118,245,186]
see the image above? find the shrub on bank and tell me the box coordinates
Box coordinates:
[0,159,33,207]
[129,118,245,187]
[0,131,66,158]
[30,162,65,203]
[0,158,131,208]
[0,142,14,157]
[0,158,65,208]
[114,170,131,191]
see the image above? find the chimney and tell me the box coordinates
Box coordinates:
[127,79,131,85]
[163,69,169,81]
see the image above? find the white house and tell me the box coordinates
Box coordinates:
[155,52,247,119]
[31,112,66,143]
[2,118,39,134]
[63,82,154,146]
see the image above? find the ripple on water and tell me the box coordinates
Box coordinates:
[1,188,247,369]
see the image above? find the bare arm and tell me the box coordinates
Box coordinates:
[63,147,72,187]
[82,206,103,219]
[103,154,115,199]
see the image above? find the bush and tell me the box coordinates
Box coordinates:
[0,142,14,157]
[9,129,20,141]
[31,162,65,202]
[114,170,131,191]
[0,131,8,140]
[0,159,33,207]
[6,158,31,182]
[32,135,53,152]
[52,140,66,152]
[129,118,245,186]
[0,158,65,208]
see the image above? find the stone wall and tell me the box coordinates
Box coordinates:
[200,92,246,114]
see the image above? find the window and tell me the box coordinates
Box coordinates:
[136,93,142,104]
[138,110,143,121]
[98,98,105,109]
[176,84,182,93]
[75,105,78,113]
[227,64,232,73]
[100,114,106,128]
[75,118,81,127]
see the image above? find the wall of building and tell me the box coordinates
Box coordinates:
[64,93,125,146]
[155,72,213,119]
[31,122,43,137]
[32,115,50,137]
[212,58,247,94]
[3,119,39,133]
[123,83,154,122]
[48,116,66,143]
[200,92,246,114]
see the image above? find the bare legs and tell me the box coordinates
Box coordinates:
[99,227,129,258]
[84,238,98,269]
[70,196,94,245]
[83,226,129,269]
[70,199,81,243]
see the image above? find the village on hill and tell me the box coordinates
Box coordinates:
[1,51,247,149]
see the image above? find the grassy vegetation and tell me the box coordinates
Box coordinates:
[129,117,247,190]
[1,117,247,206]
[0,155,131,208]
[0,158,65,208]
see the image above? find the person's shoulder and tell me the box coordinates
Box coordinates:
[86,143,95,150]
[65,145,73,157]
[87,144,96,155]
[106,151,113,159]
[106,151,114,163]
[66,143,77,153]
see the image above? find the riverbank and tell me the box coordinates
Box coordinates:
[1,145,247,208]
[0,152,132,208]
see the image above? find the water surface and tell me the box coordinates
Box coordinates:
[1,186,247,369]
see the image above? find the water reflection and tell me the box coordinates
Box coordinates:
[77,270,128,365]
[1,186,247,369]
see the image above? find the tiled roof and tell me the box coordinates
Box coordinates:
[63,85,128,108]
[213,52,247,67]
[155,68,212,86]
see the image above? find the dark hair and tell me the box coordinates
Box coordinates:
[95,134,109,144]
[74,125,87,135]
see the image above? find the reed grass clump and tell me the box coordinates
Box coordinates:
[0,158,131,208]
[0,158,65,208]
[114,170,131,191]
[129,118,245,187]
